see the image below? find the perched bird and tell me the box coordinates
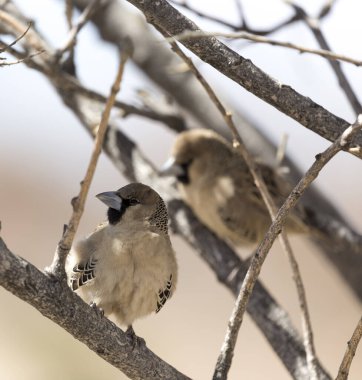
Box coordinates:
[66,183,177,331]
[160,128,308,246]
[161,128,362,303]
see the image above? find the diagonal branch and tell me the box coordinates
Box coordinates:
[0,19,330,380]
[164,35,320,380]
[0,3,354,379]
[56,0,101,60]
[169,0,301,35]
[47,47,131,278]
[125,0,362,159]
[287,2,362,115]
[213,115,362,380]
[0,19,31,52]
[167,30,362,67]
[336,315,362,380]
[0,238,191,380]
[69,0,362,304]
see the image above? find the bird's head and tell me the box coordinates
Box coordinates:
[160,128,232,185]
[96,183,168,232]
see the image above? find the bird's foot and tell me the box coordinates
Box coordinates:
[89,301,104,318]
[125,325,146,350]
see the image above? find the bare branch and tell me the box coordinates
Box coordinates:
[169,0,300,35]
[286,1,362,115]
[279,238,319,380]
[65,0,74,29]
[317,0,337,19]
[47,48,131,278]
[0,3,355,379]
[1,18,329,375]
[0,19,31,53]
[336,316,362,380]
[166,30,362,67]
[213,115,362,380]
[162,34,321,380]
[0,43,44,66]
[71,0,362,303]
[233,0,246,28]
[56,0,101,60]
[125,0,362,159]
[0,238,191,380]
[104,127,332,380]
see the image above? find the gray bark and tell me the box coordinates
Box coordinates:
[0,238,191,380]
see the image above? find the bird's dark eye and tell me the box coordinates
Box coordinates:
[128,198,140,206]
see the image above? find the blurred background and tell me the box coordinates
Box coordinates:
[1,0,361,379]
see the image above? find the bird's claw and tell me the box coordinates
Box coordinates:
[125,325,146,350]
[89,301,104,318]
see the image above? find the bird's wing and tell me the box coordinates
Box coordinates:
[217,161,294,243]
[70,257,98,291]
[218,159,308,243]
[155,274,173,313]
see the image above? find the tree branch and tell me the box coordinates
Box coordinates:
[167,30,362,67]
[0,238,191,380]
[0,19,30,52]
[169,0,302,35]
[213,115,362,379]
[67,0,362,304]
[0,2,357,379]
[47,47,131,278]
[286,2,362,115]
[165,35,320,380]
[336,315,362,380]
[125,0,362,159]
[55,0,101,61]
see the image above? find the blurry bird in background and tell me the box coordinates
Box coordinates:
[160,129,362,294]
[161,128,309,246]
[66,183,177,335]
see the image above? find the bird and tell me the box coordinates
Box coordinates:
[66,183,177,334]
[160,128,362,303]
[160,128,309,246]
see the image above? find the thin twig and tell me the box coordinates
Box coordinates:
[233,0,246,28]
[336,316,362,380]
[279,236,320,380]
[169,0,331,36]
[56,0,101,60]
[212,115,362,380]
[47,48,131,278]
[0,44,44,66]
[0,6,332,375]
[166,30,362,67]
[0,20,31,53]
[65,0,74,29]
[286,1,362,114]
[165,35,321,380]
[317,0,337,19]
[0,18,186,131]
[169,0,300,35]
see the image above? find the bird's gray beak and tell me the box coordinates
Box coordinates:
[96,191,123,211]
[159,157,185,177]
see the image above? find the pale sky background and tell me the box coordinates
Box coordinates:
[1,0,362,379]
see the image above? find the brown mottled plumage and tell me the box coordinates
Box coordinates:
[66,183,177,328]
[161,129,307,246]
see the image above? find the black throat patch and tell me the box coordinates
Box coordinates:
[107,198,130,225]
